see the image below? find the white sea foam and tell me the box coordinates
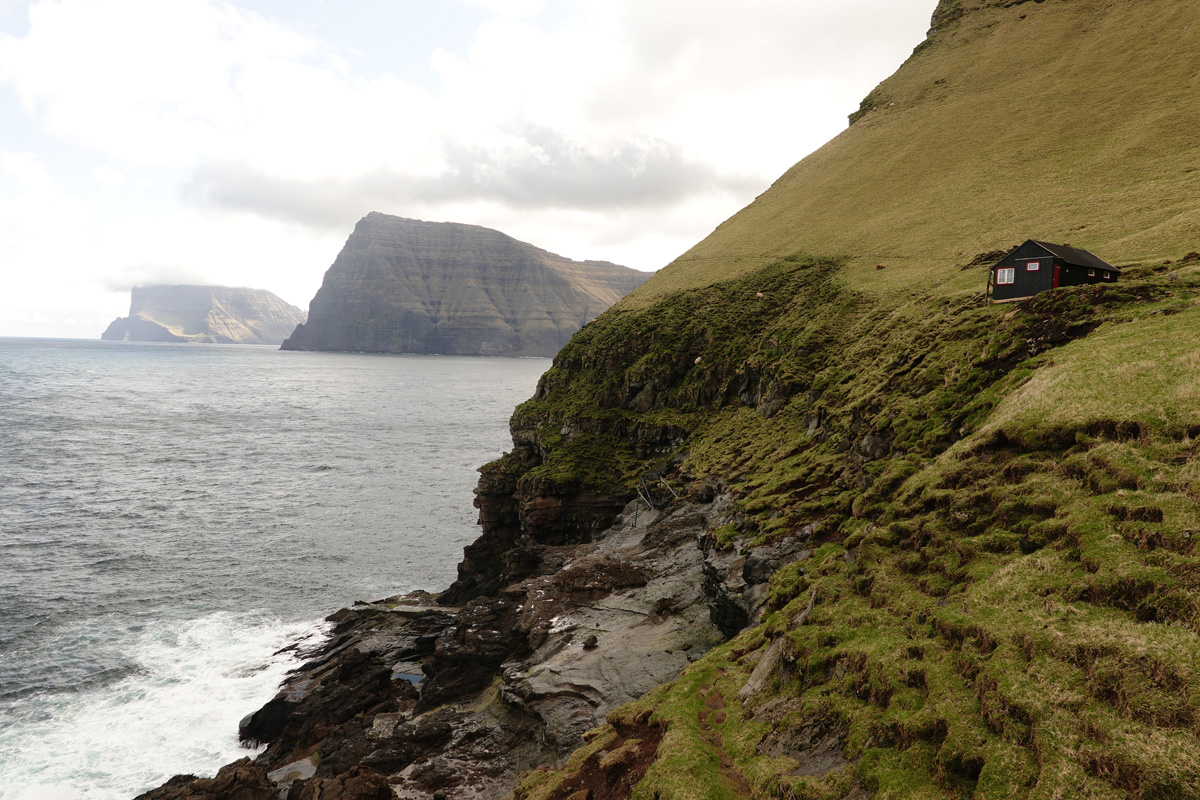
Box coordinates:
[0,612,323,800]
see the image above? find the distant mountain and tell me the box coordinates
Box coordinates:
[101,285,306,345]
[280,213,652,357]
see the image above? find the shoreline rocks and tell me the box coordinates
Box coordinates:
[137,494,776,800]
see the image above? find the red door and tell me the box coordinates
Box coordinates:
[1052,264,1061,289]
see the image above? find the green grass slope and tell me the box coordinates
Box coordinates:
[630,0,1200,307]
[511,267,1200,800]
[489,1,1200,797]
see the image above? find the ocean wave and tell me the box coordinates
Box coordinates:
[0,612,322,800]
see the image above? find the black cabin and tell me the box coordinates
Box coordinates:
[988,240,1118,303]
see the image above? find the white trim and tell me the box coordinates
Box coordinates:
[996,267,1015,285]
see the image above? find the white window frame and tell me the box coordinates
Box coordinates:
[996,267,1015,285]
[1088,268,1096,277]
[1026,260,1041,272]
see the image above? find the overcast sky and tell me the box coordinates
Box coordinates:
[0,0,935,338]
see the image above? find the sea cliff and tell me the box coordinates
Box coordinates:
[281,214,651,357]
[102,285,306,346]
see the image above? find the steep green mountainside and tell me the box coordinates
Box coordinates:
[513,264,1200,799]
[464,0,1200,797]
[631,0,1200,307]
[281,213,651,357]
[100,285,305,345]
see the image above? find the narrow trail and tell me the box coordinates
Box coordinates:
[698,670,752,797]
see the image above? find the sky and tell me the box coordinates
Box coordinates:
[0,0,936,339]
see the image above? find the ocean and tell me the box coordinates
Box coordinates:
[0,338,548,799]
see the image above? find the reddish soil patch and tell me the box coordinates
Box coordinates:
[534,720,664,800]
[698,673,752,796]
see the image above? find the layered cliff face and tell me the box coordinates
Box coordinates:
[281,213,652,357]
[101,285,306,346]
[143,1,1200,798]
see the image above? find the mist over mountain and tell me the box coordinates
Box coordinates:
[101,285,306,346]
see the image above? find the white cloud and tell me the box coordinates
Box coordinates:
[0,149,88,240]
[92,165,127,187]
[459,0,546,19]
[0,0,321,167]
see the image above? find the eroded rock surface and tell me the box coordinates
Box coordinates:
[138,497,785,800]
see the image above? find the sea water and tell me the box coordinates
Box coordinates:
[0,338,547,799]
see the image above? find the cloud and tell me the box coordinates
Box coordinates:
[102,263,212,293]
[92,165,128,188]
[459,0,545,18]
[1,0,933,225]
[181,122,760,228]
[0,0,323,167]
[0,149,88,239]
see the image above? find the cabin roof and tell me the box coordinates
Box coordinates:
[1030,240,1119,273]
[992,240,1119,273]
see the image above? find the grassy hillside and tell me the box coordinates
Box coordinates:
[487,0,1200,797]
[510,262,1200,800]
[629,0,1200,307]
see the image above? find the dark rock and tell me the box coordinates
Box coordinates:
[258,648,398,767]
[291,766,392,800]
[708,592,752,639]
[239,697,298,747]
[442,449,632,606]
[133,758,275,800]
[359,707,459,775]
[417,597,525,712]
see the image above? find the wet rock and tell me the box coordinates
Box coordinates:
[289,766,392,800]
[255,645,402,768]
[239,697,297,747]
[140,499,733,800]
[133,758,275,800]
[701,529,808,639]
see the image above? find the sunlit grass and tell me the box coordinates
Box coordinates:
[625,0,1200,308]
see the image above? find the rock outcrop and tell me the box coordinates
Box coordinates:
[280,214,652,357]
[102,286,306,345]
[138,493,767,800]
